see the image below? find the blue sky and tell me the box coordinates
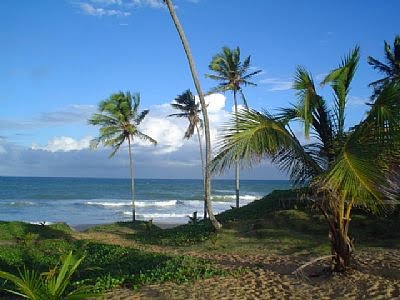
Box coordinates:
[0,0,399,179]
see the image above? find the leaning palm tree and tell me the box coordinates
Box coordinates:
[368,35,400,99]
[212,46,400,271]
[89,92,157,222]
[163,0,222,230]
[206,47,261,208]
[168,90,208,219]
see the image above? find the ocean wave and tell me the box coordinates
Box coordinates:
[85,200,178,208]
[211,194,259,201]
[7,201,37,207]
[85,201,131,207]
[29,221,53,226]
[136,200,177,207]
[122,212,188,218]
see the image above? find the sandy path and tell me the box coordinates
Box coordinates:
[78,231,400,299]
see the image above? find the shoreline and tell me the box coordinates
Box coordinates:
[71,221,183,232]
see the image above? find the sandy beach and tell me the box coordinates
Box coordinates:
[100,249,400,299]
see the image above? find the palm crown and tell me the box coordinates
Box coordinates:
[89,92,156,155]
[168,89,203,139]
[206,46,261,108]
[368,35,400,98]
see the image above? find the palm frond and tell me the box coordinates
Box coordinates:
[212,109,323,185]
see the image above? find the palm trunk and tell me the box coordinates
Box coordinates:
[196,123,207,219]
[165,0,221,230]
[233,89,240,208]
[128,137,135,222]
[317,201,353,272]
[329,218,353,272]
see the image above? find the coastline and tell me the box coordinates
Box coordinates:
[71,221,183,232]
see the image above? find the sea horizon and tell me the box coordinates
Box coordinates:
[0,176,291,226]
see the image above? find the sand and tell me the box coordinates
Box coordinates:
[97,248,400,299]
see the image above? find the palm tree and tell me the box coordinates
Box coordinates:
[89,92,157,222]
[212,47,400,271]
[206,46,261,208]
[163,0,222,230]
[168,89,208,219]
[368,35,400,99]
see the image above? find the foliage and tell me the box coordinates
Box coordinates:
[134,222,213,246]
[368,35,400,99]
[0,251,97,300]
[212,45,400,271]
[131,256,230,290]
[206,46,261,108]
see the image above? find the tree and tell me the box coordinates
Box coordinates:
[168,89,208,219]
[163,0,222,230]
[89,92,156,222]
[368,35,400,99]
[206,46,261,208]
[212,47,400,271]
[0,252,98,299]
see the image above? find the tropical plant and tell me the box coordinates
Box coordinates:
[212,46,400,271]
[89,92,157,222]
[0,251,97,299]
[206,46,261,208]
[368,35,400,99]
[163,0,222,230]
[168,89,208,219]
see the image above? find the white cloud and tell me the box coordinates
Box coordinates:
[259,78,293,91]
[79,2,131,16]
[90,0,123,5]
[32,136,93,152]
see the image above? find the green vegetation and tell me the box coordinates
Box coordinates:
[88,92,157,222]
[0,251,96,300]
[212,45,400,271]
[368,35,400,99]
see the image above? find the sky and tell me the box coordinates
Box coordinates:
[0,0,399,179]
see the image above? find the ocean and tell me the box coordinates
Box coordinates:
[0,177,290,226]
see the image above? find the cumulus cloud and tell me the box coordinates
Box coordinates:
[259,78,293,91]
[31,136,93,152]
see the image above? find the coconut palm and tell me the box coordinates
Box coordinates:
[206,46,261,208]
[0,251,97,299]
[212,46,400,271]
[168,89,208,219]
[163,0,221,230]
[89,92,157,222]
[368,35,400,99]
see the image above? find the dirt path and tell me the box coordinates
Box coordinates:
[77,231,400,299]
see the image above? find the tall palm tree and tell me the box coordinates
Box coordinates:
[89,92,157,222]
[368,35,400,99]
[168,89,207,219]
[163,0,222,230]
[206,46,261,208]
[212,47,400,271]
